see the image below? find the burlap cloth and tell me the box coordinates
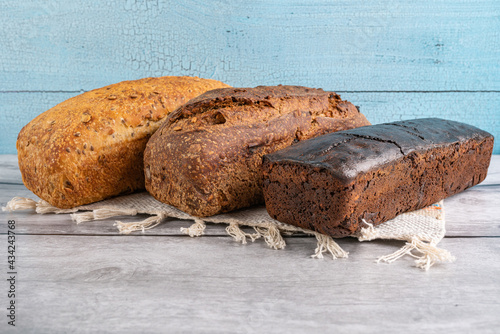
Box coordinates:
[3,193,454,270]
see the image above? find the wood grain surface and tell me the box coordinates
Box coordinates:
[1,155,499,237]
[1,1,499,331]
[0,236,498,334]
[1,0,499,154]
[1,155,500,333]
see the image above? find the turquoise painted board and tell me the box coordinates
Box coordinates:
[2,91,498,155]
[0,0,499,154]
[1,0,499,91]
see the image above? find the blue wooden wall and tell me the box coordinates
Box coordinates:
[1,0,499,154]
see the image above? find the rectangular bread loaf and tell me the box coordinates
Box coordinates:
[144,85,371,217]
[17,76,230,208]
[262,118,494,238]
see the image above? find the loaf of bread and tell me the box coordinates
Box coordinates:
[262,118,494,238]
[17,76,230,208]
[144,85,371,217]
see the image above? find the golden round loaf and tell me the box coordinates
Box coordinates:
[17,76,230,208]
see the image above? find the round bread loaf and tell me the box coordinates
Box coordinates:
[17,76,230,208]
[144,85,371,217]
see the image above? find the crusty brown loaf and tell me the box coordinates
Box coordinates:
[262,118,494,238]
[17,76,230,208]
[144,85,371,217]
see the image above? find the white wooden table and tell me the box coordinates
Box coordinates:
[1,154,499,333]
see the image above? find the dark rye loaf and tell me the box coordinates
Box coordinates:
[144,85,370,217]
[262,118,494,238]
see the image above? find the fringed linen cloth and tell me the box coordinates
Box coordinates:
[3,192,454,270]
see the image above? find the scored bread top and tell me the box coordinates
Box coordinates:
[17,76,230,208]
[160,85,360,135]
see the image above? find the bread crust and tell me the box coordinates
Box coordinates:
[262,118,494,237]
[17,76,230,208]
[144,85,370,217]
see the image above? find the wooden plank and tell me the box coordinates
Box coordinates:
[0,1,498,92]
[2,154,498,187]
[1,155,499,237]
[445,185,500,237]
[482,155,500,186]
[0,92,77,155]
[0,182,263,237]
[5,154,500,187]
[2,235,499,333]
[2,92,499,155]
[0,154,22,184]
[1,180,499,237]
[341,92,500,155]
[0,183,231,237]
